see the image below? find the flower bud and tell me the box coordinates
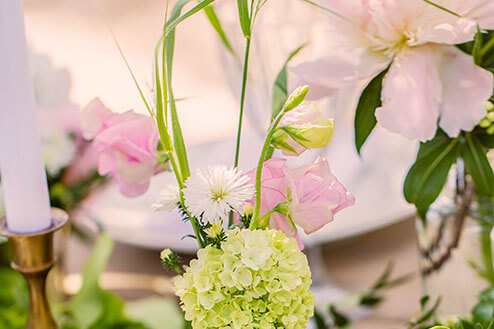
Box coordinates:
[485,101,494,113]
[205,220,224,239]
[283,85,309,112]
[243,204,253,217]
[160,248,173,261]
[272,101,335,156]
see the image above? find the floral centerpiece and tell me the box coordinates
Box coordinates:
[82,1,356,328]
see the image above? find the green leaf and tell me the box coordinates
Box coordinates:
[126,297,184,329]
[271,44,306,120]
[165,0,217,37]
[473,303,494,329]
[165,0,193,180]
[454,318,466,329]
[415,297,441,325]
[463,133,494,197]
[404,130,459,213]
[473,27,484,66]
[236,0,251,37]
[354,69,387,155]
[203,6,236,57]
[359,295,383,307]
[0,268,28,329]
[313,310,329,329]
[69,234,115,328]
[476,131,494,149]
[329,305,350,328]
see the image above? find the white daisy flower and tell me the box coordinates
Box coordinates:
[152,184,181,212]
[183,166,254,223]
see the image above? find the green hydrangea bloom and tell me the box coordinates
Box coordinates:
[174,229,315,329]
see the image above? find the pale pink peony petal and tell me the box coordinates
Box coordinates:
[438,46,494,137]
[290,48,390,100]
[376,46,443,141]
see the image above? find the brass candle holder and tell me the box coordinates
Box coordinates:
[0,208,69,329]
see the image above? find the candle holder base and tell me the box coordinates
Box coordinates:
[0,208,69,329]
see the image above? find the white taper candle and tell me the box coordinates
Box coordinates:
[0,0,52,233]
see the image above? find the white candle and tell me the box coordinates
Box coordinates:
[0,0,52,233]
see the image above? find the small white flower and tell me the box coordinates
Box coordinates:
[41,128,76,177]
[183,166,254,223]
[152,184,181,212]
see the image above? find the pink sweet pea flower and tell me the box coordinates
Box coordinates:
[291,0,494,141]
[283,156,355,234]
[246,157,354,248]
[245,158,303,247]
[82,99,160,197]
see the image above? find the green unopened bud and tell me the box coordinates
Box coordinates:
[485,101,494,113]
[283,85,309,112]
[243,204,253,217]
[488,112,494,122]
[480,118,491,128]
[205,220,223,239]
[272,102,335,156]
[160,248,173,261]
[284,118,335,149]
[488,126,494,135]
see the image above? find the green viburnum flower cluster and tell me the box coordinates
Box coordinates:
[174,229,315,329]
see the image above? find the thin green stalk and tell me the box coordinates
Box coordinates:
[250,110,287,229]
[480,222,494,285]
[233,37,252,168]
[258,208,276,228]
[167,152,205,247]
[422,0,461,17]
[481,36,494,57]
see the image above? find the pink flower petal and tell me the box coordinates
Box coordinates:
[376,45,443,141]
[81,99,113,140]
[438,46,494,137]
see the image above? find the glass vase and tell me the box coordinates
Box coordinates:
[416,159,494,316]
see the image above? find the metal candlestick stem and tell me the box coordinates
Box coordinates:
[0,208,69,329]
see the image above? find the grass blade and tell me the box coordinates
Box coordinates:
[165,0,217,37]
[237,0,251,37]
[203,6,237,57]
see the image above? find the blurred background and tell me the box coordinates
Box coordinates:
[18,0,425,327]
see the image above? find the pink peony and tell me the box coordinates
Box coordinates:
[246,157,354,248]
[82,99,160,197]
[291,0,494,141]
[283,156,355,234]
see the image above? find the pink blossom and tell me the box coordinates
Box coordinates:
[291,0,494,141]
[283,156,355,234]
[82,100,160,197]
[246,157,354,248]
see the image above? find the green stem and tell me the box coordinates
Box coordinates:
[480,222,494,285]
[167,151,205,248]
[233,37,252,168]
[258,208,276,228]
[481,36,494,57]
[422,0,461,17]
[250,110,287,230]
